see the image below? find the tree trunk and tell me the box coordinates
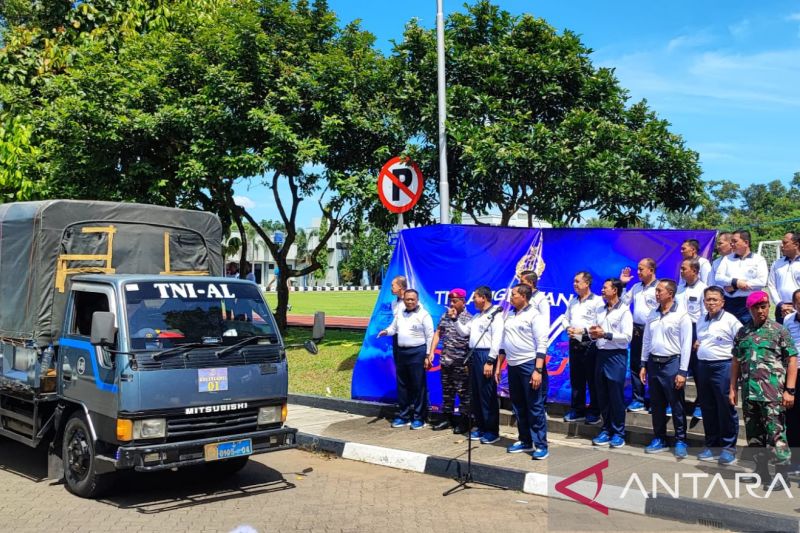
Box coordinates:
[275,265,290,331]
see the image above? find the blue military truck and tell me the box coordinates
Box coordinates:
[0,200,303,497]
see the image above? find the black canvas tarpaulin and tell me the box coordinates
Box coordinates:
[0,200,223,345]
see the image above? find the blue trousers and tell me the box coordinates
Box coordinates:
[507,360,548,450]
[395,345,428,422]
[647,357,687,442]
[469,348,499,434]
[724,296,751,325]
[569,340,598,416]
[697,359,739,452]
[595,348,627,437]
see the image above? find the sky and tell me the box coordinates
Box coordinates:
[234,0,800,228]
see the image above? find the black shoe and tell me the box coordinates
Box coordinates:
[774,464,793,490]
[431,417,452,431]
[754,452,772,489]
[452,415,469,434]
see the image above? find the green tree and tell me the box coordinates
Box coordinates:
[392,1,702,227]
[660,173,800,247]
[345,225,392,284]
[0,0,404,330]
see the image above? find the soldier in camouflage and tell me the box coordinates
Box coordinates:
[427,288,472,433]
[730,291,797,483]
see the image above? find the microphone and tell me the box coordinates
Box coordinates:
[488,306,503,318]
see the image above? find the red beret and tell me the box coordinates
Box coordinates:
[745,291,769,309]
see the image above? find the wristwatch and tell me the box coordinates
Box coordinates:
[786,387,796,396]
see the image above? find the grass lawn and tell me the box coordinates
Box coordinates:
[283,327,363,398]
[265,290,378,317]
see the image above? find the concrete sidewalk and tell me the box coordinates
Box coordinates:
[287,395,800,532]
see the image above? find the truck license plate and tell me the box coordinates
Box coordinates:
[204,438,253,462]
[198,368,228,392]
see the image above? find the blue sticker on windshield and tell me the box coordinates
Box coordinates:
[198,368,229,392]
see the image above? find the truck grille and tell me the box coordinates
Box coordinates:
[136,347,282,370]
[166,407,262,441]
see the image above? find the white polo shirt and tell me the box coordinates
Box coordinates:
[501,304,549,366]
[696,310,743,361]
[767,255,800,305]
[676,280,707,323]
[385,306,434,352]
[621,279,658,325]
[713,252,768,298]
[560,293,605,340]
[391,297,402,317]
[782,311,800,348]
[594,300,633,351]
[455,305,504,361]
[531,289,551,325]
[709,256,724,288]
[641,303,693,374]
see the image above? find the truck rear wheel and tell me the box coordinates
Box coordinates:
[62,413,113,498]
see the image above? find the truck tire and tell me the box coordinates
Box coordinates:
[204,456,249,476]
[62,413,113,498]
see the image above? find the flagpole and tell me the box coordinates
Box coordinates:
[436,0,450,224]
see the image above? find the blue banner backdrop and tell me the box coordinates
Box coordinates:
[351,225,716,409]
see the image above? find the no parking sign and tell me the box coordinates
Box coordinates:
[377,157,424,214]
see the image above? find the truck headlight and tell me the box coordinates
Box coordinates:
[133,418,166,439]
[258,406,282,425]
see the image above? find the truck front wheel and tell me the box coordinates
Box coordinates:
[62,413,113,498]
[204,456,249,476]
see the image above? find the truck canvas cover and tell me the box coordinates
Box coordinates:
[0,200,223,345]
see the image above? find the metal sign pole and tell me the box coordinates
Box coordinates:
[436,0,450,225]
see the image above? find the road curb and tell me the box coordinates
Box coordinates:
[291,394,800,531]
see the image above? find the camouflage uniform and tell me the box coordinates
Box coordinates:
[437,310,472,415]
[733,319,798,463]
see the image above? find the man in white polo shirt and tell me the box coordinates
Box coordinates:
[496,284,550,459]
[780,288,800,469]
[620,258,659,412]
[714,229,768,325]
[709,232,733,288]
[520,270,551,325]
[455,285,504,444]
[767,232,800,324]
[589,277,633,449]
[694,286,742,465]
[379,289,434,430]
[679,239,712,286]
[676,257,708,420]
[640,278,693,458]
[561,271,605,424]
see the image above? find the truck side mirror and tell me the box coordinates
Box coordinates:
[90,311,117,347]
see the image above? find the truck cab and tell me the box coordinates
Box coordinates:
[3,274,299,497]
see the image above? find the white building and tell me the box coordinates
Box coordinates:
[225,218,349,289]
[459,210,552,228]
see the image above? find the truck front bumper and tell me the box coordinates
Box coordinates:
[106,426,297,472]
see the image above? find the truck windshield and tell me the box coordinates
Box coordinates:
[124,281,277,350]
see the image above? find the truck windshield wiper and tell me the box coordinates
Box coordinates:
[214,335,275,358]
[151,342,216,361]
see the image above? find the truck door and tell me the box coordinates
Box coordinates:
[59,283,119,423]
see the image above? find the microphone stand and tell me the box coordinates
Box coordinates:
[443,306,506,496]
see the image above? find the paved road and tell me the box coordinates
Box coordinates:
[0,441,723,532]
